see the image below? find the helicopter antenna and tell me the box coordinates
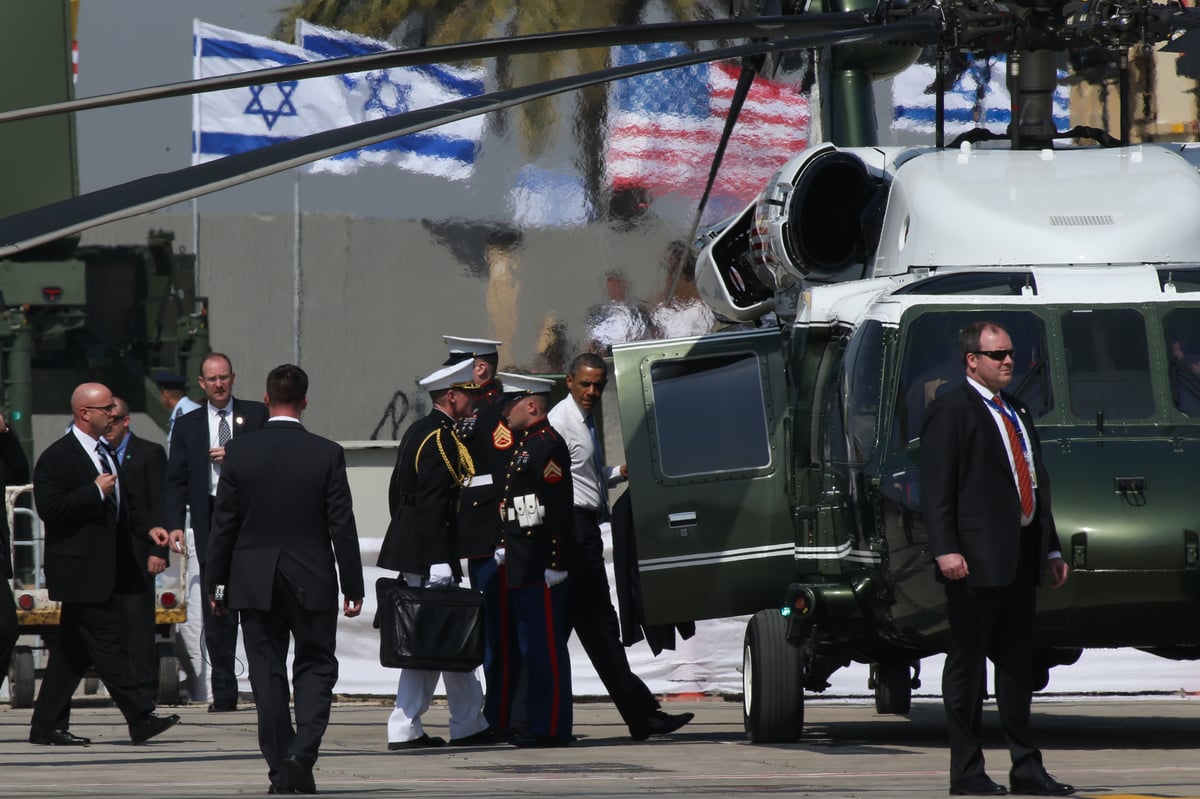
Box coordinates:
[936,48,946,148]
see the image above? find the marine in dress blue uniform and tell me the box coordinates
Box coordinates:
[496,375,573,747]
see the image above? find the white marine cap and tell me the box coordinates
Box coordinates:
[419,359,479,393]
[442,335,502,365]
[498,372,555,399]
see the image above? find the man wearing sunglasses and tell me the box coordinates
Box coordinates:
[921,322,1072,797]
[29,383,179,746]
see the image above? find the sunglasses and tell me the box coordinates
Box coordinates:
[973,349,1015,361]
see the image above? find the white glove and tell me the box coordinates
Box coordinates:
[544,568,568,587]
[493,547,506,566]
[428,562,454,587]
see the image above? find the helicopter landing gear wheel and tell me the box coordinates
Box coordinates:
[743,610,804,742]
[871,662,913,715]
[156,642,180,706]
[83,675,99,695]
[9,646,34,708]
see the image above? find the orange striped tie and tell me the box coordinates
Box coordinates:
[991,395,1034,518]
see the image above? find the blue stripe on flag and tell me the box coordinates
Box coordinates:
[197,131,295,156]
[199,37,308,66]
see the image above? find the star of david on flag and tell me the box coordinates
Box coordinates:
[295,20,486,180]
[891,53,1070,136]
[606,43,811,213]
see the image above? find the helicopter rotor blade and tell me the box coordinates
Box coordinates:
[0,20,940,258]
[0,13,889,126]
[674,56,766,302]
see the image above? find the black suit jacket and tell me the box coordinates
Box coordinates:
[920,381,1060,587]
[164,397,267,564]
[0,431,29,580]
[206,420,364,611]
[377,410,462,576]
[33,432,141,602]
[118,432,170,593]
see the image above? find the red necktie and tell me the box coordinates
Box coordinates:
[991,395,1034,518]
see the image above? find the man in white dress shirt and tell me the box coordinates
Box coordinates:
[547,353,692,741]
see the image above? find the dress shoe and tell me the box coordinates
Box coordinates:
[29,727,91,746]
[267,784,295,794]
[950,774,1008,795]
[1009,773,1075,796]
[129,713,181,744]
[630,710,695,741]
[509,733,571,748]
[448,727,500,746]
[387,733,445,750]
[208,703,239,713]
[281,756,316,795]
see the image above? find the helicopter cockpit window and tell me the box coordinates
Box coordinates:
[843,320,886,464]
[1164,308,1200,417]
[1062,309,1154,420]
[893,310,1052,445]
[649,352,771,477]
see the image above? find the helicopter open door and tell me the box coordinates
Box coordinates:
[611,329,791,625]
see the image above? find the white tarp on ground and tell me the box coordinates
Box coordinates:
[224,527,1200,701]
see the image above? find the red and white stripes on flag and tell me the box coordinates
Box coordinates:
[607,44,810,208]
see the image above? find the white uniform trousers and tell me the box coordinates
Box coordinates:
[387,669,487,743]
[387,572,488,743]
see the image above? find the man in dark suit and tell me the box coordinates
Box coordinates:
[165,352,267,711]
[29,382,179,746]
[0,410,30,694]
[105,397,171,702]
[921,321,1073,797]
[207,364,363,794]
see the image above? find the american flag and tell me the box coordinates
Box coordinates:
[607,44,810,210]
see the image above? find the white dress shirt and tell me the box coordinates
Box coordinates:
[547,396,626,511]
[206,400,237,496]
[72,424,119,507]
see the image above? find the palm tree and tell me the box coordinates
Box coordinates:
[274,0,720,217]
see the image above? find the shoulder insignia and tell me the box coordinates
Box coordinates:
[543,459,564,483]
[492,422,514,449]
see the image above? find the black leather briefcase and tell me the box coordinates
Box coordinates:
[375,577,485,672]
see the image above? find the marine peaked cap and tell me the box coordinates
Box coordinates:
[498,372,554,399]
[419,359,479,393]
[442,335,502,366]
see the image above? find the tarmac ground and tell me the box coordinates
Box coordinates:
[3,695,1200,798]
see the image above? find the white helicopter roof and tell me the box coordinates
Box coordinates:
[871,145,1200,276]
[802,264,1200,329]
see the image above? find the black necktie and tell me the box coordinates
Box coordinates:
[217,409,231,446]
[95,443,118,510]
[586,413,609,519]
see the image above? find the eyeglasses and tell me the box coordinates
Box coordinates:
[973,349,1015,361]
[84,404,117,414]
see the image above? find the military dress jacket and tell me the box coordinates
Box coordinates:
[378,409,469,577]
[499,419,573,587]
[456,380,516,559]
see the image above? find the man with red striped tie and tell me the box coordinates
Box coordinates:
[921,321,1072,797]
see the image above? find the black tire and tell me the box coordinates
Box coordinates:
[83,675,99,695]
[742,610,804,742]
[156,642,180,706]
[873,662,912,715]
[9,646,34,708]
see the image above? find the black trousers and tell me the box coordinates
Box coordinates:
[240,572,339,787]
[0,586,17,690]
[198,557,241,707]
[114,588,159,703]
[31,598,155,731]
[942,535,1044,783]
[567,509,658,737]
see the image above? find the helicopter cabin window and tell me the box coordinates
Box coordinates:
[842,321,886,464]
[1164,308,1200,417]
[893,310,1052,445]
[649,352,772,477]
[1062,309,1154,420]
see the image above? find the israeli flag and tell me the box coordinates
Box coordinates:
[296,20,486,180]
[192,20,357,171]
